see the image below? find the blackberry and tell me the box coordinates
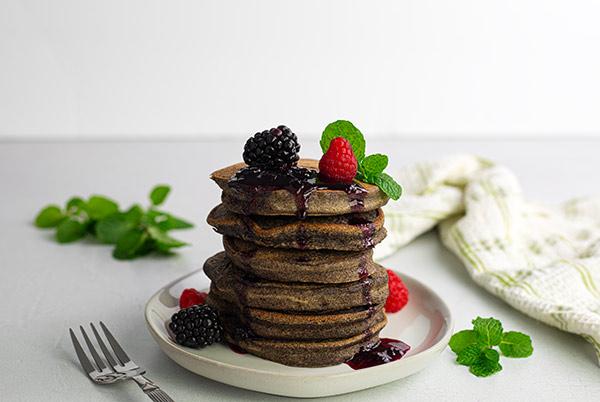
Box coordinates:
[243,125,300,169]
[169,304,223,348]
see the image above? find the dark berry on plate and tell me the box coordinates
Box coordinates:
[385,269,409,313]
[179,288,208,309]
[243,125,300,169]
[169,304,223,348]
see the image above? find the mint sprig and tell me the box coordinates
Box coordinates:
[320,120,366,161]
[449,317,533,377]
[34,185,194,260]
[320,120,402,200]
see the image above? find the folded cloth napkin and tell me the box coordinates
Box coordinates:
[375,154,600,363]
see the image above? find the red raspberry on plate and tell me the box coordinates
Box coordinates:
[179,288,208,309]
[385,270,409,313]
[319,137,358,183]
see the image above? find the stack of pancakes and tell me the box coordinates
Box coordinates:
[204,159,390,367]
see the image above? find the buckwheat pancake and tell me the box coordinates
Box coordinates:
[207,204,386,251]
[204,252,388,312]
[207,292,385,340]
[222,315,387,367]
[211,159,389,217]
[223,237,377,283]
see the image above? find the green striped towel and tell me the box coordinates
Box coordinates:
[375,154,600,363]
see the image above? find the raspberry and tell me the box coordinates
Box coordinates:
[179,288,208,309]
[385,270,409,313]
[318,137,358,183]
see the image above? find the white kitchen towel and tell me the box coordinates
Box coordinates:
[375,155,600,363]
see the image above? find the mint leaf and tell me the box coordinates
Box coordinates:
[35,205,65,228]
[113,229,147,260]
[449,329,478,354]
[123,205,143,224]
[135,238,157,257]
[456,344,482,366]
[147,226,187,250]
[484,348,500,363]
[499,331,533,358]
[469,353,502,377]
[150,185,170,206]
[56,218,87,243]
[87,196,119,220]
[161,213,193,230]
[66,197,86,214]
[320,120,365,160]
[96,214,135,244]
[472,317,503,346]
[361,154,388,175]
[373,173,402,200]
[147,210,194,230]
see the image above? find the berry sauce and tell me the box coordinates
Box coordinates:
[360,277,373,306]
[345,338,411,370]
[357,254,369,279]
[356,254,375,317]
[348,215,377,249]
[228,343,248,354]
[228,166,367,219]
[296,225,309,249]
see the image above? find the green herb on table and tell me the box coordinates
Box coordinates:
[449,317,533,377]
[320,120,402,200]
[34,185,193,260]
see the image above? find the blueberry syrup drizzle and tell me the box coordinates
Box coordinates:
[359,223,376,248]
[228,343,248,354]
[296,225,309,249]
[360,277,373,306]
[357,254,377,318]
[348,214,377,249]
[345,338,411,370]
[228,166,367,220]
[357,254,369,280]
[348,190,366,212]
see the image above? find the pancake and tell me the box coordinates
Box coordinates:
[223,315,387,367]
[207,292,385,340]
[204,252,388,312]
[207,204,387,251]
[211,159,389,217]
[223,237,377,283]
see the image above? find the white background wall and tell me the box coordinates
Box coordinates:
[2,0,600,140]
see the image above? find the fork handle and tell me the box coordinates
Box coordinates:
[132,374,175,402]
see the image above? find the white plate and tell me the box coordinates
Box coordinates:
[145,269,453,398]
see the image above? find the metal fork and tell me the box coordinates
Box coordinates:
[70,321,175,402]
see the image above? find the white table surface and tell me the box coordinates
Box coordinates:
[1,139,599,402]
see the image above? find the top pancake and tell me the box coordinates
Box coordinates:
[210,159,389,216]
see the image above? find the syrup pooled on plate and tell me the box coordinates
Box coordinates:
[345,338,411,370]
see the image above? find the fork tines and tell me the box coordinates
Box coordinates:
[69,322,136,382]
